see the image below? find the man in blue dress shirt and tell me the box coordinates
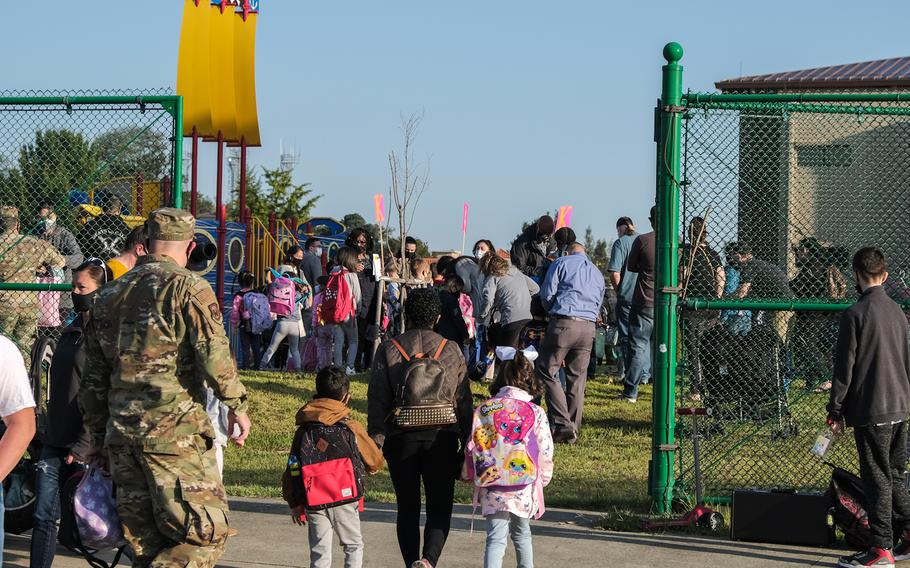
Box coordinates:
[535,242,606,443]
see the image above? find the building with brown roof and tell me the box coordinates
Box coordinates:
[713,57,910,274]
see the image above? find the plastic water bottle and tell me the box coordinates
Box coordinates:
[810,427,837,459]
[288,454,301,477]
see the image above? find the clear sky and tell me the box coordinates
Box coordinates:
[3,1,910,251]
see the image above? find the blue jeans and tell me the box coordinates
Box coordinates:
[484,512,533,568]
[623,305,654,400]
[30,445,69,568]
[616,301,632,378]
[332,318,358,369]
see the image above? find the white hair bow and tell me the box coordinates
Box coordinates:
[495,346,539,363]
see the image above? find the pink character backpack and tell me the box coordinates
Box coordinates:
[466,396,540,489]
[268,277,296,317]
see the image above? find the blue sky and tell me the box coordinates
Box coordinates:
[3,2,910,251]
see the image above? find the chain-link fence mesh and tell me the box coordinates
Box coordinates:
[674,97,910,499]
[0,89,180,369]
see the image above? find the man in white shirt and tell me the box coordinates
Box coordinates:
[0,333,37,563]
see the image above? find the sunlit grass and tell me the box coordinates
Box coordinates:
[224,368,654,515]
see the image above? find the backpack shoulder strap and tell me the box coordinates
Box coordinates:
[390,339,411,362]
[433,339,448,360]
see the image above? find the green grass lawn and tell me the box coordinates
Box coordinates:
[223,368,654,516]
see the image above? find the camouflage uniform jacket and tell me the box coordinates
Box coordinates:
[0,231,66,286]
[81,253,248,449]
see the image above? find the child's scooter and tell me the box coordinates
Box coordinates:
[640,407,725,532]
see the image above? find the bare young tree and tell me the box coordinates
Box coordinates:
[387,111,431,279]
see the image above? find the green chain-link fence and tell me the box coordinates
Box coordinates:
[655,49,910,506]
[0,90,182,371]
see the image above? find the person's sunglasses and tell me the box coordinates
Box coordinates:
[83,257,111,284]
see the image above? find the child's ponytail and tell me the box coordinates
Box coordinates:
[492,349,545,398]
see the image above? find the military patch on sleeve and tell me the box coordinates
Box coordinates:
[208,303,223,323]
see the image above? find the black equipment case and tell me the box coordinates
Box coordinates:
[731,489,834,546]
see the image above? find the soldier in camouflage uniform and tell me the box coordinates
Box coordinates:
[0,206,66,363]
[80,208,252,568]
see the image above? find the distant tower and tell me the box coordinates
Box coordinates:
[279,139,300,173]
[227,147,241,206]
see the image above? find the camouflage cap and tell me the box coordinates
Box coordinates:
[0,206,19,220]
[147,207,195,241]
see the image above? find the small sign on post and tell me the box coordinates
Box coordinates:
[461,202,469,254]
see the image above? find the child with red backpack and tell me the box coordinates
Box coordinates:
[283,366,384,568]
[320,247,362,375]
[311,276,335,371]
[464,346,554,568]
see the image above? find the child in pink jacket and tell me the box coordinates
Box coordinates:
[465,346,554,568]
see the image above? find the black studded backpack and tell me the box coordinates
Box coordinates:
[389,338,458,429]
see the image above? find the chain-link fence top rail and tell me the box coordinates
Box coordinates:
[674,93,910,499]
[0,89,179,361]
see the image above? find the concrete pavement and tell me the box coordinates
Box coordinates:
[4,498,844,567]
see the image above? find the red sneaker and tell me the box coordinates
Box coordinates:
[837,548,894,568]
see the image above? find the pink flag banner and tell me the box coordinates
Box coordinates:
[374,194,386,223]
[462,202,469,234]
[556,205,574,229]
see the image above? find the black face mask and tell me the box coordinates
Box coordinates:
[405,251,416,261]
[855,284,864,296]
[71,291,96,313]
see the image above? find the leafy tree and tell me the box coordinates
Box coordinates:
[231,166,320,222]
[584,226,612,275]
[92,127,169,180]
[226,166,263,220]
[18,129,98,212]
[261,167,320,221]
[182,191,217,216]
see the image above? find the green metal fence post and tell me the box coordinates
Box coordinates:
[650,42,684,514]
[173,96,184,209]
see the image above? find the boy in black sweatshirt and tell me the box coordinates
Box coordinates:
[828,247,910,568]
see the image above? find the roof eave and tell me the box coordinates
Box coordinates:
[716,79,910,92]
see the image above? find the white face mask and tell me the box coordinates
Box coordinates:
[314,247,323,256]
[475,249,487,261]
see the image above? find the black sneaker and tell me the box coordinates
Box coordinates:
[837,548,894,568]
[553,428,577,444]
[893,539,910,562]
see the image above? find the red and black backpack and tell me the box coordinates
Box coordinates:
[283,420,365,512]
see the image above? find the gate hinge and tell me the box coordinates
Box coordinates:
[658,444,679,451]
[661,286,682,295]
[663,105,686,113]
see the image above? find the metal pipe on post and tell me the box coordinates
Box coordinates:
[173,96,184,209]
[650,42,684,514]
[238,138,247,223]
[135,172,144,217]
[216,131,226,309]
[191,127,199,216]
[161,176,171,213]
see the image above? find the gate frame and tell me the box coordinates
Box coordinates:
[0,94,184,293]
[651,43,910,512]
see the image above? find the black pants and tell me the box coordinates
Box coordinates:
[384,431,460,567]
[489,319,530,349]
[238,329,262,370]
[855,421,910,548]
